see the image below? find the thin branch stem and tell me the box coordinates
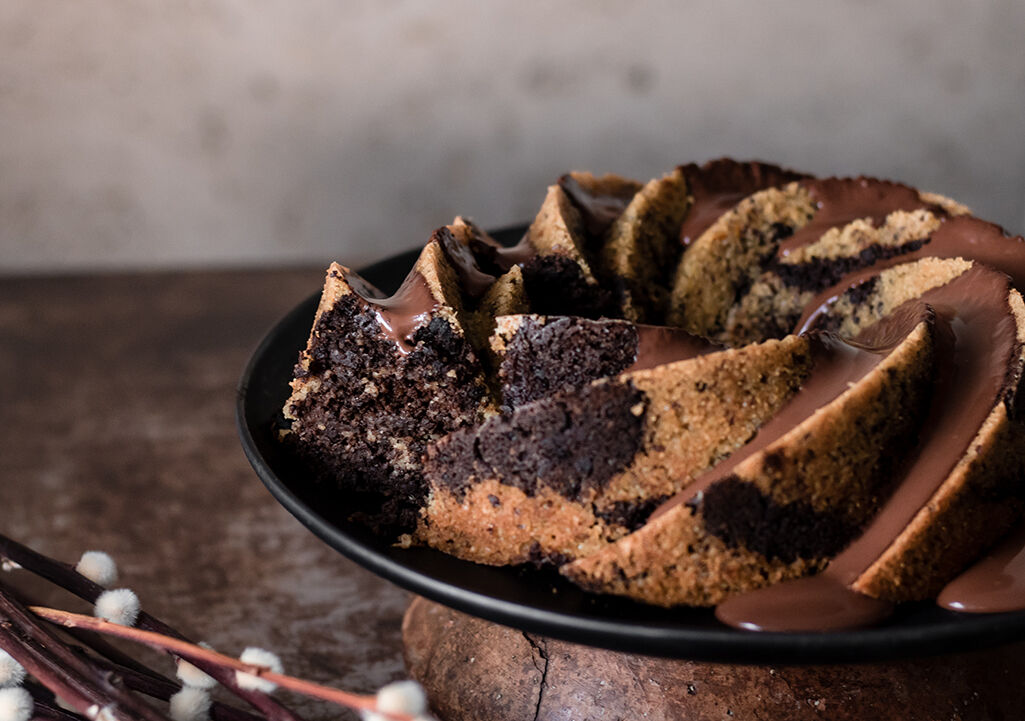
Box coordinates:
[0,579,171,721]
[30,607,414,721]
[0,534,303,721]
[74,649,265,721]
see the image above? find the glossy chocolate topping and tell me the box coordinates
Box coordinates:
[938,522,1025,613]
[558,174,637,241]
[435,227,497,299]
[718,266,1019,631]
[344,269,439,353]
[649,304,928,523]
[627,324,716,372]
[679,159,809,246]
[777,178,938,257]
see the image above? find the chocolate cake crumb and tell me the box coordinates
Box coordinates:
[696,477,856,563]
[595,496,670,532]
[286,290,487,531]
[500,317,638,409]
[424,381,647,501]
[521,254,616,319]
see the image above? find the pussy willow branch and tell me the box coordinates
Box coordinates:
[0,533,302,721]
[0,578,171,721]
[72,648,265,721]
[29,607,414,721]
[23,682,89,721]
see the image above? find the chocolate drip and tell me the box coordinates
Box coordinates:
[627,324,716,372]
[558,174,637,242]
[717,266,1019,631]
[938,522,1025,613]
[466,233,535,275]
[679,159,809,246]
[344,269,439,353]
[435,227,497,299]
[777,178,938,257]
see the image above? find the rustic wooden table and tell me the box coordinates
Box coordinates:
[0,269,410,720]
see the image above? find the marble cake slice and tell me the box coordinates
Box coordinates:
[668,176,965,345]
[561,303,939,606]
[282,233,495,532]
[413,335,812,565]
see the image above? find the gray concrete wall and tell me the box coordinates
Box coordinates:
[2,0,1023,273]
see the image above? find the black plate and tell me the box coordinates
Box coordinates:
[236,227,1025,663]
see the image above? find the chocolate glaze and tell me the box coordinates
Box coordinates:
[718,266,1019,631]
[679,159,809,246]
[466,232,535,275]
[435,227,498,299]
[343,269,439,353]
[650,303,928,523]
[777,177,938,257]
[558,174,637,242]
[938,522,1025,613]
[628,324,715,372]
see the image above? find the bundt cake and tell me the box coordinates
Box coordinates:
[282,159,1025,630]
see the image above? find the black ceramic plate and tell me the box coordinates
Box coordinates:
[237,227,1025,663]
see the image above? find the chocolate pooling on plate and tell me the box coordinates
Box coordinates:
[938,522,1025,614]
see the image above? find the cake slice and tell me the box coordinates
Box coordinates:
[282,234,495,531]
[414,335,812,565]
[603,160,808,324]
[561,303,938,605]
[668,177,960,344]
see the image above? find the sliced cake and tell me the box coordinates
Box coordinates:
[282,234,495,531]
[415,335,812,565]
[561,304,938,605]
[603,159,808,324]
[668,177,961,344]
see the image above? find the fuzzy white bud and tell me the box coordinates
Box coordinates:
[235,648,282,693]
[93,588,140,626]
[0,688,33,721]
[86,704,117,721]
[176,643,217,690]
[372,681,428,717]
[76,551,118,588]
[169,687,211,721]
[0,652,25,688]
[0,561,20,573]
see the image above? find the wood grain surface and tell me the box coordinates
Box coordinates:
[0,269,410,720]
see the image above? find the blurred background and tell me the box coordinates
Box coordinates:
[1,0,1023,275]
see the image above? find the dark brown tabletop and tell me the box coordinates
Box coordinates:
[0,268,410,720]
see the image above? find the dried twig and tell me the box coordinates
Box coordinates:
[28,607,414,721]
[0,534,303,721]
[0,578,171,721]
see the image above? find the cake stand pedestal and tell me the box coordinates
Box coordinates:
[402,596,1025,721]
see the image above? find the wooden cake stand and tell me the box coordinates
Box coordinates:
[402,596,1025,721]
